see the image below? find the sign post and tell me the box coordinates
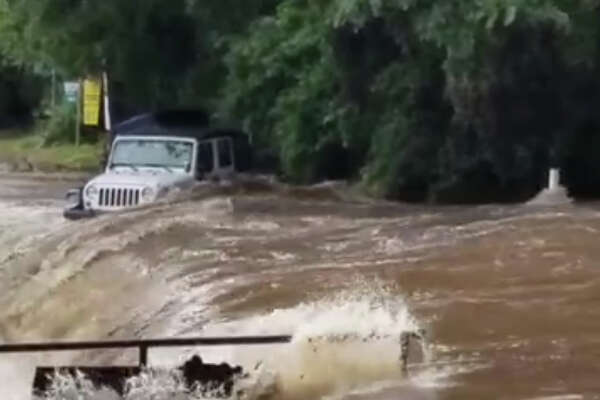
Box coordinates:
[76,79,82,146]
[51,69,56,108]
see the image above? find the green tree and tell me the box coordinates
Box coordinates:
[4,0,600,201]
[223,0,600,201]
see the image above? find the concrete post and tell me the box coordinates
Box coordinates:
[548,168,560,190]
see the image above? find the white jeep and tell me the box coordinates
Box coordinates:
[64,111,250,219]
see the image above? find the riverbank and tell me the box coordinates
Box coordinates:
[0,132,102,173]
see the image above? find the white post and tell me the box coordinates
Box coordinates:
[548,168,560,190]
[102,71,111,131]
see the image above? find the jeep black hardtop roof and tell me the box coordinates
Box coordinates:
[113,110,246,140]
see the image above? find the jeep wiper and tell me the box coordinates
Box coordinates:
[111,163,138,172]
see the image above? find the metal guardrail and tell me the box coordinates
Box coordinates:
[0,335,293,367]
[1,332,425,396]
[0,331,425,371]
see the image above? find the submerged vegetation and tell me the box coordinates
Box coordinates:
[2,0,600,201]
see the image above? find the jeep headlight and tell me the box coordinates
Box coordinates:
[85,184,98,198]
[141,186,154,201]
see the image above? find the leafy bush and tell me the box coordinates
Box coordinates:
[40,102,77,146]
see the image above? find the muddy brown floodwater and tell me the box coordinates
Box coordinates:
[0,174,599,400]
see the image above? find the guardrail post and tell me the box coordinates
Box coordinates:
[139,345,148,367]
[400,329,426,375]
[400,332,410,374]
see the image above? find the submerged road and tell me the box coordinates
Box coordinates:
[1,173,600,399]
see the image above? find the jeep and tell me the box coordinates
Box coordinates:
[64,110,250,220]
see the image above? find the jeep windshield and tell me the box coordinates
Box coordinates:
[109,139,193,172]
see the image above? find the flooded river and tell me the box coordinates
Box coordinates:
[1,174,599,399]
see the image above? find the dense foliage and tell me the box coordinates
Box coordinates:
[3,0,600,201]
[0,58,44,127]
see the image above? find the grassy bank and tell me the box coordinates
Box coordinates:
[0,132,103,172]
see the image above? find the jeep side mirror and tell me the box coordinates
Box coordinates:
[66,189,82,208]
[66,188,81,202]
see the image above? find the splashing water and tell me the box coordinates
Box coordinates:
[35,368,246,400]
[36,370,118,400]
[153,282,428,400]
[38,283,429,400]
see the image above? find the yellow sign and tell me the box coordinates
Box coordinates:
[83,78,102,126]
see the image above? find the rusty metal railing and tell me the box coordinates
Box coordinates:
[0,330,425,371]
[0,335,292,367]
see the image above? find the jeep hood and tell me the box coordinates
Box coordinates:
[86,171,192,189]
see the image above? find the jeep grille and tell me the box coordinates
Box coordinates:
[98,187,141,208]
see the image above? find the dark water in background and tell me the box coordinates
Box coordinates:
[0,174,599,400]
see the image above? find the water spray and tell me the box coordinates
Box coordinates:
[0,329,427,398]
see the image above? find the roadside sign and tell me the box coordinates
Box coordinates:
[83,78,102,126]
[63,81,79,103]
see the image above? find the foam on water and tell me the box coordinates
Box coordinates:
[172,283,430,398]
[0,355,40,400]
[0,201,68,264]
[527,187,572,206]
[37,282,434,400]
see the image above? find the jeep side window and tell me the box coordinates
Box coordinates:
[217,138,232,168]
[197,141,214,173]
